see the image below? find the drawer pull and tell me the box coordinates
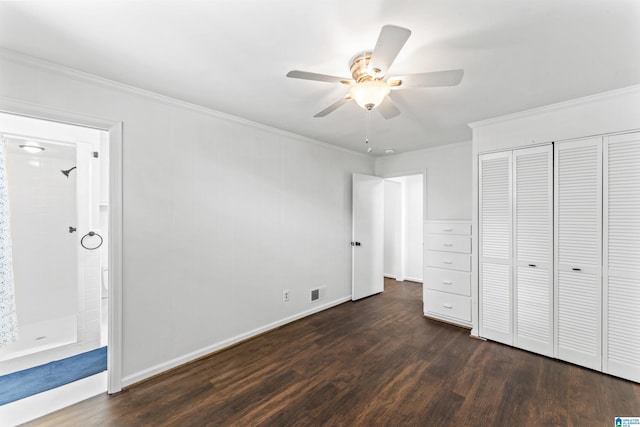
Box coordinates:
[443,243,453,247]
[572,268,581,271]
[442,228,453,232]
[528,264,536,267]
[443,303,453,309]
[442,260,453,264]
[442,280,453,285]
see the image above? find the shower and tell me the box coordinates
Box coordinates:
[61,166,76,177]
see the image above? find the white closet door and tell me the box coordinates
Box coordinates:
[604,132,640,382]
[554,138,602,370]
[479,151,512,345]
[514,145,553,356]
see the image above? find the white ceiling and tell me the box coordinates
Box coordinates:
[1,0,639,155]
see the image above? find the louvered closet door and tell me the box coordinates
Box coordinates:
[479,151,512,345]
[514,145,553,356]
[604,132,640,382]
[555,138,602,371]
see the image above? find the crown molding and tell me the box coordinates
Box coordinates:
[381,139,471,159]
[468,84,640,129]
[0,48,371,160]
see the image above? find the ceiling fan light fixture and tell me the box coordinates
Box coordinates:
[349,80,390,110]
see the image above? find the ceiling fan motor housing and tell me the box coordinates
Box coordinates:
[349,51,378,82]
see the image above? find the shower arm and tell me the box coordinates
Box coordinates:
[61,166,76,178]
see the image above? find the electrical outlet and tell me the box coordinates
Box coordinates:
[283,289,290,302]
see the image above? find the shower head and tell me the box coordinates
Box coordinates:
[61,166,76,177]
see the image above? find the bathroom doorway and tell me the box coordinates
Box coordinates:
[0,112,110,422]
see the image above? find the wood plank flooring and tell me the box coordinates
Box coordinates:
[27,279,640,426]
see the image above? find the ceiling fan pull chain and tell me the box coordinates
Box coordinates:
[365,109,372,152]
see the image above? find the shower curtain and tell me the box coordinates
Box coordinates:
[0,135,17,347]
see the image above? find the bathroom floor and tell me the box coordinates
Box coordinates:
[0,315,77,364]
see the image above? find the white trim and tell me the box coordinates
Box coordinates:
[0,96,120,131]
[0,371,107,426]
[107,123,123,394]
[470,138,479,337]
[0,48,369,160]
[121,296,351,388]
[377,140,472,165]
[402,276,423,283]
[468,84,640,129]
[378,169,424,179]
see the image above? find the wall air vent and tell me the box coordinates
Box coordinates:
[310,286,327,302]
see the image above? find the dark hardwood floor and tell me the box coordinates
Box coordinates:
[27,279,640,426]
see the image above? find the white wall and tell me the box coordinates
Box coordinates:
[6,146,77,325]
[383,180,401,279]
[0,50,375,386]
[401,175,423,282]
[375,141,472,221]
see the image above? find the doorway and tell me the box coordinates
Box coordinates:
[0,112,110,423]
[384,174,424,283]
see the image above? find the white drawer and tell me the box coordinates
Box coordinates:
[426,250,471,272]
[424,268,471,296]
[425,222,471,236]
[424,290,471,322]
[426,235,471,254]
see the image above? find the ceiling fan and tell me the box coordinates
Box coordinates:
[286,25,464,119]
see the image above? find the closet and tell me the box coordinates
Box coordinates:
[479,131,640,383]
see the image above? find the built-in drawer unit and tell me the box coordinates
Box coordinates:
[425,250,471,272]
[424,267,471,296]
[425,222,472,236]
[424,290,472,323]
[423,220,472,328]
[426,235,471,254]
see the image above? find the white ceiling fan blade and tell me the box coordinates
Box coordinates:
[369,25,411,76]
[390,69,464,89]
[287,70,353,85]
[378,96,401,120]
[314,96,352,117]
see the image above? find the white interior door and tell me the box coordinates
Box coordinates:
[352,173,384,300]
[555,137,602,371]
[603,131,640,382]
[513,145,553,356]
[479,151,513,345]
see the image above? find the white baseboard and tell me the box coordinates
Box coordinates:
[0,371,107,426]
[403,276,423,283]
[121,296,351,388]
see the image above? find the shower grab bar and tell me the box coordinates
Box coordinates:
[81,231,103,250]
